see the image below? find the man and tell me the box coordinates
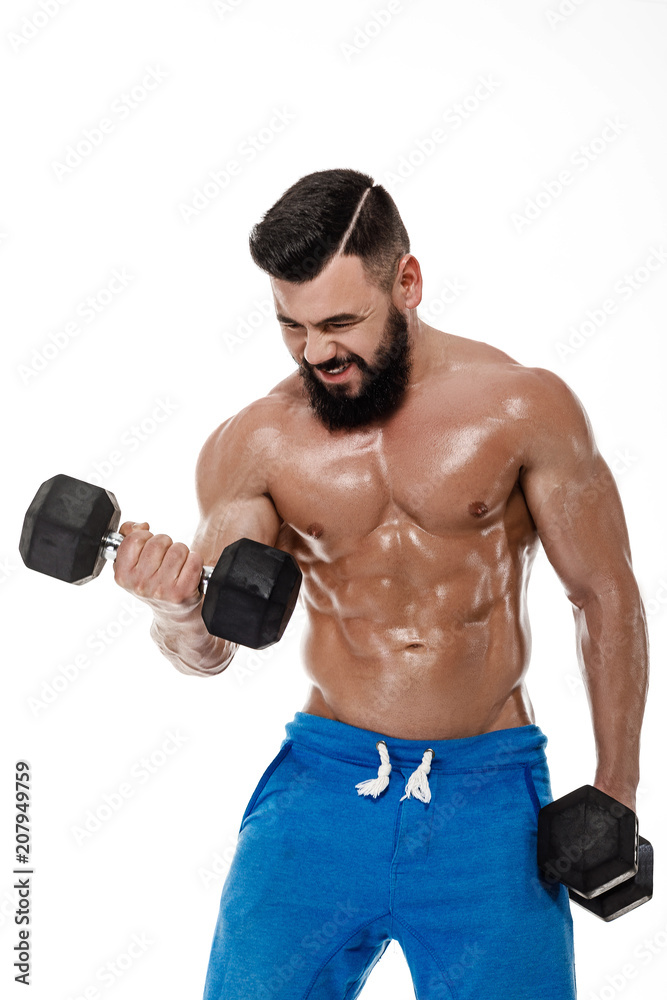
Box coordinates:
[114,168,649,999]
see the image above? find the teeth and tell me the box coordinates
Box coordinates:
[328,364,348,374]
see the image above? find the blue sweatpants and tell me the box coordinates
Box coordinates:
[202,711,576,999]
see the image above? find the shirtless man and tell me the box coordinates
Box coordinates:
[114,169,649,999]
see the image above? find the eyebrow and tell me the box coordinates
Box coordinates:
[276,312,361,327]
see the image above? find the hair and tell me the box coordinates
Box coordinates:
[248,168,410,294]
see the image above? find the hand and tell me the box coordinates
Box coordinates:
[113,521,205,615]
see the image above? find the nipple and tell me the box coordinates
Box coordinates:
[468,501,489,518]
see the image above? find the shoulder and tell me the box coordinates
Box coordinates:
[205,373,301,446]
[448,334,592,429]
[509,366,594,441]
[440,333,597,458]
[503,366,599,471]
[195,381,298,490]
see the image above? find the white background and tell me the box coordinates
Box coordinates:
[1,1,666,998]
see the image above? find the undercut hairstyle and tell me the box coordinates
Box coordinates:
[248,168,410,293]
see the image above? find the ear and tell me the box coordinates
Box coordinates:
[394,254,423,310]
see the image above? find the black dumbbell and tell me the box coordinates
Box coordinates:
[19,474,302,650]
[568,835,653,921]
[537,784,654,921]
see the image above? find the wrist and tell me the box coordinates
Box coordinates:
[150,594,204,627]
[593,775,638,814]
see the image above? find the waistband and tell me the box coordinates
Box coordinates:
[283,711,548,805]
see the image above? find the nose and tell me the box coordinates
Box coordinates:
[302,330,338,369]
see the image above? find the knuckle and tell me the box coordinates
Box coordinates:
[150,533,173,549]
[186,549,204,572]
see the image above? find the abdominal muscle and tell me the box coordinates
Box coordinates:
[298,565,537,741]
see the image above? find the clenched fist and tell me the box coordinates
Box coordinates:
[113,521,205,613]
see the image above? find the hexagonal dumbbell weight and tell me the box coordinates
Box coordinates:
[19,474,302,650]
[537,784,653,921]
[570,835,653,921]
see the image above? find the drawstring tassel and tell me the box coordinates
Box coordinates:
[400,749,434,803]
[355,740,392,798]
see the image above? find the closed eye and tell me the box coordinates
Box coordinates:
[279,320,356,330]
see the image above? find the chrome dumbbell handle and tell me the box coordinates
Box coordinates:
[100,530,214,595]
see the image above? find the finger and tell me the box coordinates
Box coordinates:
[118,520,150,537]
[155,545,203,603]
[113,530,164,585]
[131,534,174,581]
[158,541,192,583]
[174,548,205,595]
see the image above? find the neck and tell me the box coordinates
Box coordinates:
[406,313,439,386]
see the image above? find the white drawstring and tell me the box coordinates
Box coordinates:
[400,749,434,803]
[355,740,392,798]
[355,743,435,803]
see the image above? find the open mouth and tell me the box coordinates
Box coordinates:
[319,362,354,381]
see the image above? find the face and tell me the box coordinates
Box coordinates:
[272,254,413,432]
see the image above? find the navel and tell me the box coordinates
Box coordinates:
[468,500,489,518]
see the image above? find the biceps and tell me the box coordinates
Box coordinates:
[522,457,634,605]
[191,493,282,567]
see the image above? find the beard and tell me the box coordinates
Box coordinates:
[296,302,413,432]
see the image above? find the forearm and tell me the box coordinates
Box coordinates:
[150,598,237,677]
[573,577,649,810]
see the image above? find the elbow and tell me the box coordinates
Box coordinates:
[149,620,236,677]
[163,646,236,678]
[567,574,644,613]
[170,656,233,678]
